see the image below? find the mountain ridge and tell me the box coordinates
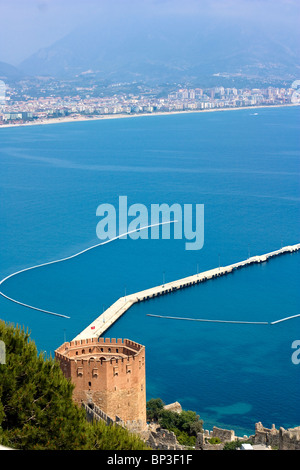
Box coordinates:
[13,17,300,83]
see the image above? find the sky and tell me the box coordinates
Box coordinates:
[0,0,299,65]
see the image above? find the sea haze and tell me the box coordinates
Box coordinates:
[0,106,299,436]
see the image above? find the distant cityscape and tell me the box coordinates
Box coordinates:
[0,79,300,126]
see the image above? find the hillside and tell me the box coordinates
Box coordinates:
[18,16,300,83]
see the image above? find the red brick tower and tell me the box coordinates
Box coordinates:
[55,337,146,432]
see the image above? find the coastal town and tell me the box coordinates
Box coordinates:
[1,80,300,126]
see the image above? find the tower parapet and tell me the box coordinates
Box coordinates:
[55,337,146,432]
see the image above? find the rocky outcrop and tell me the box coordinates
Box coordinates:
[163,401,182,414]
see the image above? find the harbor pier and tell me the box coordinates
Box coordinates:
[73,243,300,340]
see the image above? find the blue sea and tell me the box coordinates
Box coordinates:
[0,107,299,437]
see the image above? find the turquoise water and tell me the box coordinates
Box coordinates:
[0,107,299,436]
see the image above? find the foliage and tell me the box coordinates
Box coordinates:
[146,398,165,422]
[146,398,203,447]
[172,428,196,447]
[159,409,203,437]
[87,420,149,450]
[0,321,148,450]
[223,439,243,450]
[208,436,222,445]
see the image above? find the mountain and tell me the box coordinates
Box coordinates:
[18,16,300,83]
[0,61,23,81]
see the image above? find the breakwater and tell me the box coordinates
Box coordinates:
[73,243,300,340]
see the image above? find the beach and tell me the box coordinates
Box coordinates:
[1,103,299,129]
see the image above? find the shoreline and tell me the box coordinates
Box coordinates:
[1,103,299,129]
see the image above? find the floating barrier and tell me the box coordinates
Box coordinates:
[0,220,176,318]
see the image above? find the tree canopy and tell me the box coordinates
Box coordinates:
[146,397,203,446]
[146,398,165,422]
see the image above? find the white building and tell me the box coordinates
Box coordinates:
[240,443,253,450]
[0,80,6,104]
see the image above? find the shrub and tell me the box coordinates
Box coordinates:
[208,436,222,445]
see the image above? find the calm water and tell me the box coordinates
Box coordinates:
[0,107,299,436]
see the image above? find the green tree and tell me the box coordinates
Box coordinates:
[158,408,203,439]
[0,321,148,450]
[147,400,204,447]
[208,436,222,445]
[223,439,243,450]
[146,398,165,422]
[88,420,149,450]
[177,410,203,436]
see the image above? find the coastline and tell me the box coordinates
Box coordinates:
[1,103,299,129]
[1,101,299,439]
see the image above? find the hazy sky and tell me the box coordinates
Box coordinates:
[0,0,299,65]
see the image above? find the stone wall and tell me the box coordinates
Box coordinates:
[279,426,300,450]
[211,426,236,442]
[254,422,300,450]
[195,427,242,450]
[254,422,279,448]
[195,432,224,450]
[146,424,184,450]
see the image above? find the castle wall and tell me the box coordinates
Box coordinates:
[254,422,300,450]
[279,427,300,450]
[211,426,236,442]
